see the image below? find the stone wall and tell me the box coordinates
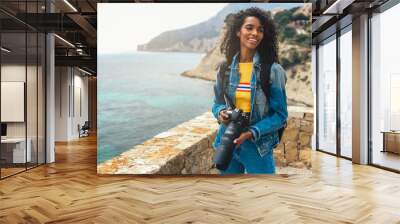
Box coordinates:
[97,113,219,174]
[98,107,313,175]
[274,106,313,170]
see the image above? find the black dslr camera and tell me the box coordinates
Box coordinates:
[214,108,249,171]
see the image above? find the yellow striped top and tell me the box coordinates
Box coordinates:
[235,63,252,113]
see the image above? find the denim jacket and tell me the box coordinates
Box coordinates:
[211,51,288,157]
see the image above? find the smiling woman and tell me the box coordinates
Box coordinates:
[213,7,287,174]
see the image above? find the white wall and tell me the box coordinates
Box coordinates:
[1,65,41,137]
[1,65,26,139]
[55,67,89,141]
[72,72,89,138]
[55,66,69,141]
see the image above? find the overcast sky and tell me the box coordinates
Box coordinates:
[98,3,228,54]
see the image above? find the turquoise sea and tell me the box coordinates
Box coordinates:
[97,52,214,164]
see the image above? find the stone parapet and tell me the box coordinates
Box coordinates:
[274,106,313,169]
[98,107,313,174]
[98,112,219,174]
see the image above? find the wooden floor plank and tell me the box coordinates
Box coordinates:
[0,134,399,223]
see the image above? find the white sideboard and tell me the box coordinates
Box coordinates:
[1,138,32,163]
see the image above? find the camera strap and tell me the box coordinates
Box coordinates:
[219,61,234,109]
[223,92,234,110]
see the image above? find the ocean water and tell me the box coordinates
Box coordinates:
[97,52,214,164]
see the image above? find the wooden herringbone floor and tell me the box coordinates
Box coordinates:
[1,134,400,224]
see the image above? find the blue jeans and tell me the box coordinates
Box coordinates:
[219,140,276,174]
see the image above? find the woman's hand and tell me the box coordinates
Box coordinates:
[233,131,253,148]
[218,110,230,124]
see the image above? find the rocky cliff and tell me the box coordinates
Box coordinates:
[139,4,313,107]
[137,22,219,53]
[137,3,303,53]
